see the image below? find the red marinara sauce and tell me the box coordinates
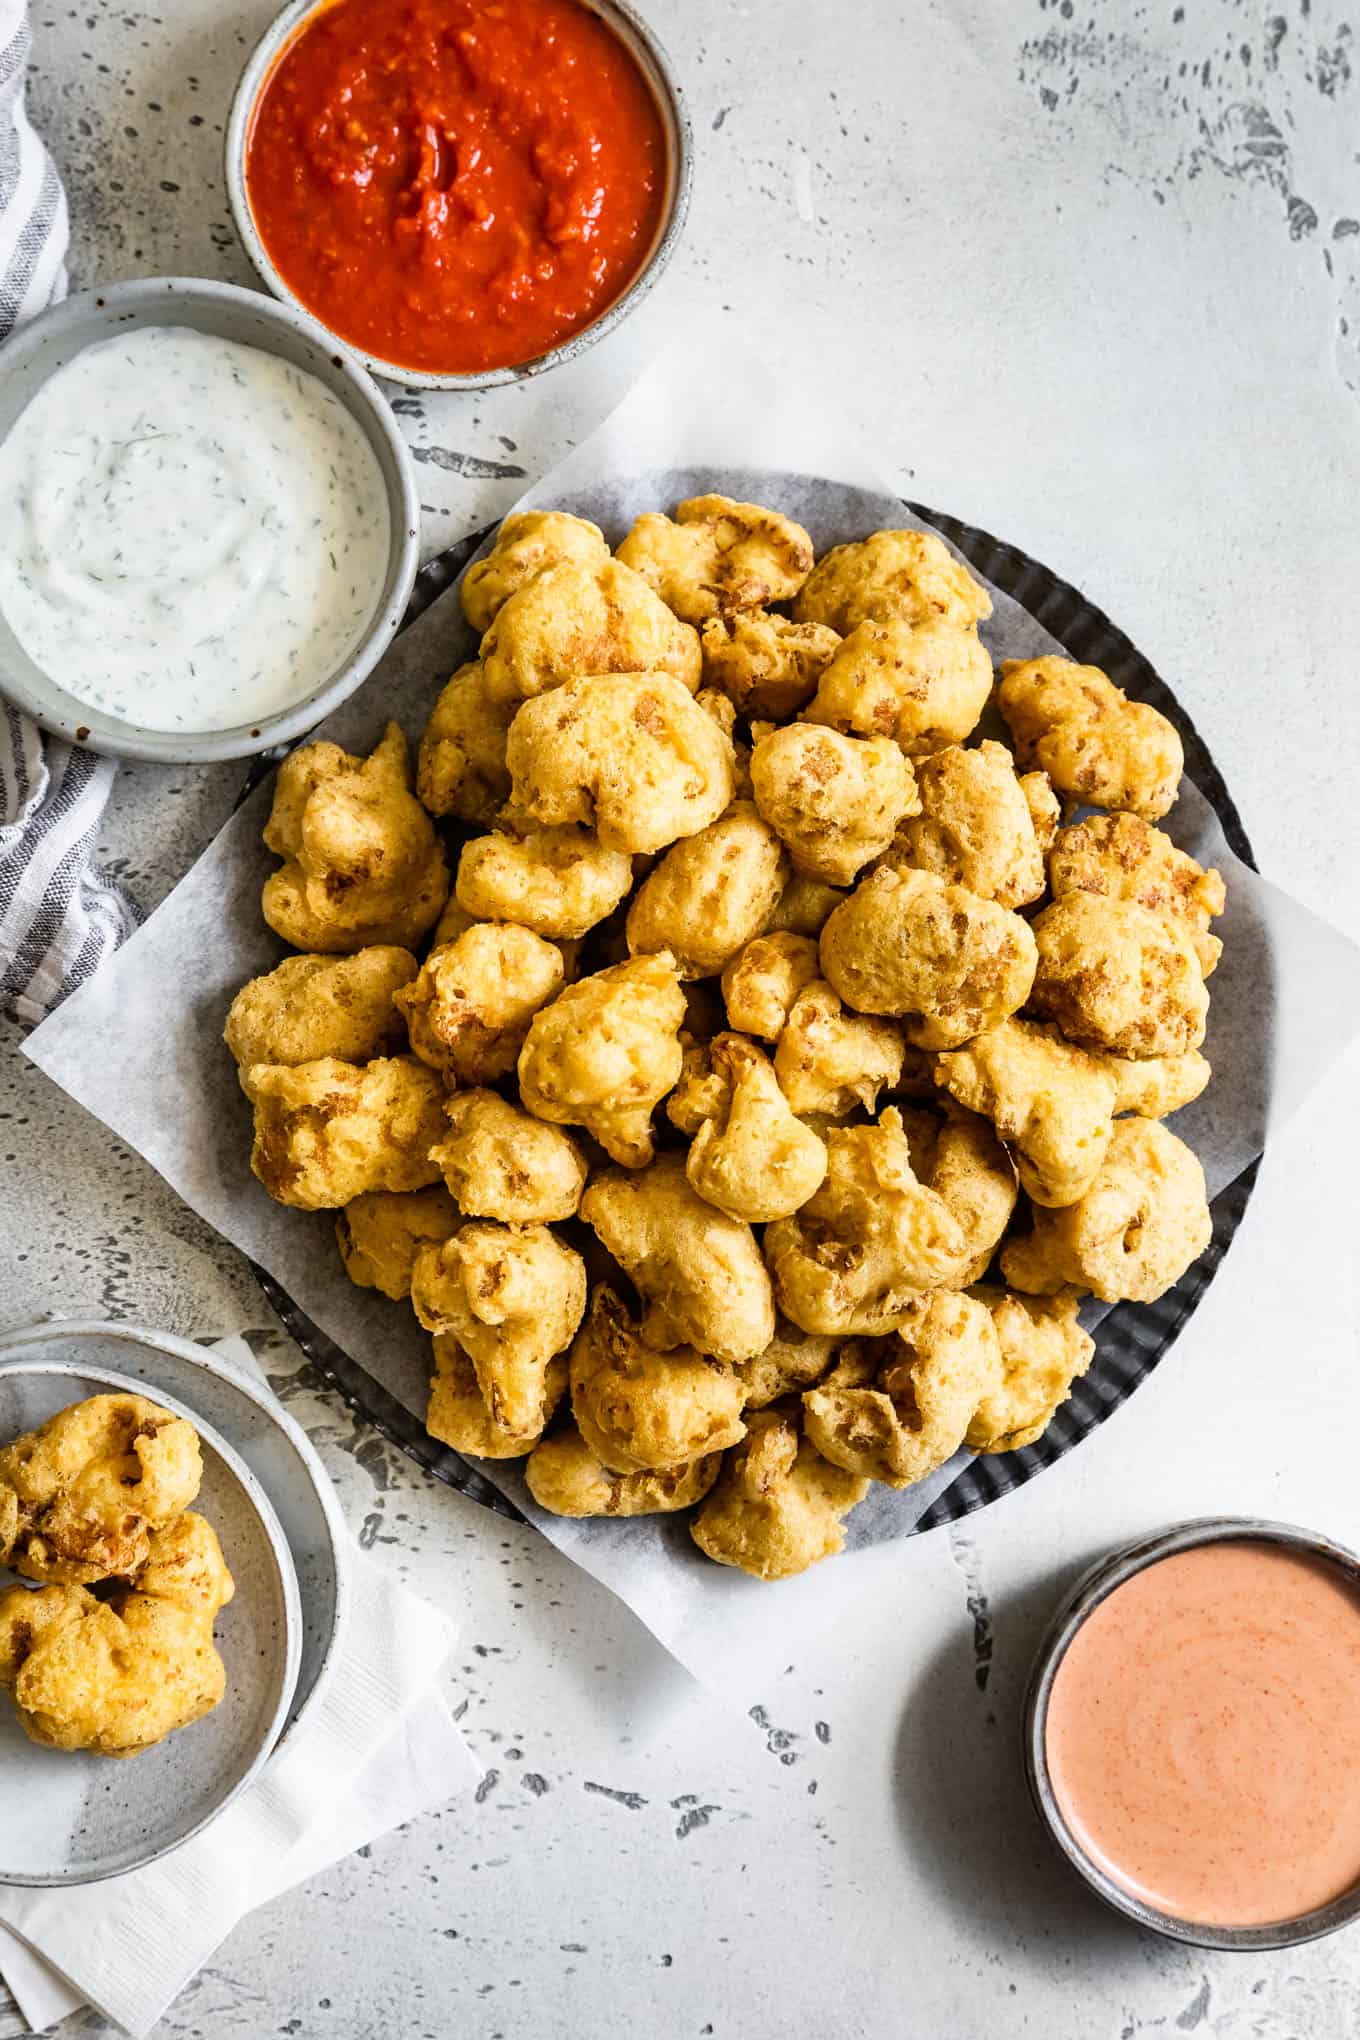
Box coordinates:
[245,0,671,376]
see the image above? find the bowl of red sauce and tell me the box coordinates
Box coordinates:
[1025,1517,1360,1950]
[226,0,691,389]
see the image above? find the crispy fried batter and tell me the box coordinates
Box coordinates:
[883,741,1049,907]
[721,930,821,1040]
[518,951,686,1167]
[617,495,815,624]
[455,823,633,939]
[750,724,919,885]
[965,1287,1095,1451]
[480,557,701,703]
[432,1089,587,1223]
[245,1054,446,1209]
[224,946,417,1083]
[427,1335,547,1459]
[568,1287,747,1473]
[802,617,993,757]
[1030,893,1209,1059]
[336,1185,461,1299]
[690,1406,868,1580]
[461,510,610,634]
[997,657,1183,822]
[793,529,993,635]
[1048,812,1226,975]
[411,1222,585,1442]
[734,1322,839,1409]
[773,978,907,1118]
[415,661,516,824]
[626,801,789,978]
[397,922,564,1082]
[899,1104,1020,1282]
[525,1422,722,1516]
[764,873,847,937]
[933,1016,1118,1208]
[685,1034,828,1222]
[1104,1048,1212,1118]
[700,610,841,718]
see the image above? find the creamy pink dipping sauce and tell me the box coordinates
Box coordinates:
[1045,1541,1360,1928]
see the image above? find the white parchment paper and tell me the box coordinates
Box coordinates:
[25,337,1360,1698]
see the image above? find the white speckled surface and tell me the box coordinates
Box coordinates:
[3,0,1360,2033]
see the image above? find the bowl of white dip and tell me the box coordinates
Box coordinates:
[0,277,419,762]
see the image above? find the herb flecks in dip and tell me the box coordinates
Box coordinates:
[244,0,669,377]
[0,326,391,736]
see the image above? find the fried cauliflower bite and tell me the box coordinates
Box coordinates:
[734,1321,839,1409]
[567,1287,747,1473]
[245,1055,446,1210]
[933,1017,1118,1209]
[336,1186,461,1300]
[624,801,788,978]
[802,617,993,758]
[415,662,515,824]
[794,528,993,635]
[721,930,821,1041]
[749,724,919,887]
[1105,1047,1212,1118]
[665,1032,735,1135]
[694,687,754,798]
[965,1287,1095,1452]
[686,1035,828,1223]
[0,1395,202,1589]
[411,1222,585,1441]
[764,1109,970,1336]
[819,866,1038,1050]
[455,823,633,939]
[526,1423,722,1517]
[517,951,686,1168]
[580,1157,776,1364]
[996,657,1184,822]
[1021,770,1062,854]
[1048,812,1226,976]
[616,495,815,625]
[690,1406,868,1580]
[1029,893,1209,1059]
[427,1336,548,1459]
[773,978,907,1118]
[899,1105,1019,1283]
[803,1289,1003,1488]
[396,922,564,1083]
[262,723,449,952]
[225,947,417,1080]
[883,741,1049,908]
[506,670,735,855]
[0,1512,233,1758]
[461,509,610,634]
[479,557,701,704]
[431,1089,587,1224]
[699,610,841,718]
[1001,1117,1212,1305]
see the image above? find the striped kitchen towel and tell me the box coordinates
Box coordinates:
[0,0,140,1027]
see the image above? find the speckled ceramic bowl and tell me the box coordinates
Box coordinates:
[0,277,419,763]
[226,0,693,391]
[0,1356,303,1887]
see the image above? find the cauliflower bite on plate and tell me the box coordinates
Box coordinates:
[733,1321,839,1410]
[415,661,515,824]
[526,1422,723,1518]
[690,1406,868,1581]
[933,1016,1118,1209]
[617,495,815,625]
[802,616,993,758]
[1029,893,1209,1059]
[568,1287,747,1474]
[684,1034,828,1223]
[461,510,610,635]
[480,557,701,703]
[881,741,1050,907]
[245,1055,446,1210]
[965,1287,1096,1452]
[625,800,789,978]
[772,978,907,1118]
[897,1104,1019,1282]
[1048,812,1226,975]
[431,1089,587,1224]
[518,951,686,1167]
[794,528,993,635]
[721,930,821,1040]
[396,922,565,1084]
[224,946,417,1078]
[997,657,1183,822]
[750,723,919,886]
[336,1185,461,1300]
[455,823,633,939]
[700,609,841,718]
[427,1335,551,1460]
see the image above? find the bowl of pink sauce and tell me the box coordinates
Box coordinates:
[1025,1518,1360,1949]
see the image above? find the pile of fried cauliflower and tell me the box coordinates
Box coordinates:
[226,497,1224,1581]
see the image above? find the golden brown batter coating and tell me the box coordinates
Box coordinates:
[690,1407,869,1580]
[617,495,815,624]
[397,922,565,1083]
[1048,812,1226,976]
[455,823,633,939]
[764,873,847,938]
[480,557,701,703]
[415,661,516,824]
[518,951,686,1167]
[734,1322,839,1409]
[883,741,1050,908]
[525,1423,723,1517]
[461,510,610,635]
[411,1223,585,1442]
[965,1288,1095,1452]
[997,657,1183,822]
[262,723,449,952]
[772,978,907,1118]
[721,930,821,1040]
[568,1287,747,1474]
[899,1105,1020,1283]
[336,1185,461,1300]
[750,724,919,886]
[1104,1048,1212,1118]
[245,1055,446,1210]
[432,1089,587,1224]
[802,616,993,757]
[426,1336,549,1460]
[626,801,789,978]
[700,609,841,718]
[224,947,416,1079]
[933,1016,1118,1208]
[793,528,993,635]
[685,1034,828,1222]
[1029,894,1209,1059]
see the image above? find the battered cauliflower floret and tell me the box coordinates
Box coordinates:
[793,528,993,635]
[802,617,993,758]
[1104,1048,1212,1118]
[665,1033,734,1136]
[1029,894,1209,1059]
[933,1017,1118,1209]
[819,866,1038,1049]
[525,1423,723,1517]
[411,1222,585,1441]
[690,1407,868,1581]
[882,741,1049,908]
[224,947,417,1079]
[335,1185,461,1300]
[396,922,565,1083]
[427,1336,549,1460]
[0,1395,202,1589]
[734,1321,839,1409]
[262,723,449,952]
[617,495,816,624]
[244,1055,446,1210]
[1022,770,1062,854]
[480,557,701,704]
[773,979,907,1118]
[764,1108,970,1336]
[1048,812,1226,976]
[686,1035,828,1223]
[625,801,789,978]
[431,1089,587,1223]
[749,724,918,887]
[506,670,735,855]
[764,874,847,939]
[1001,1117,1212,1305]
[580,1156,776,1364]
[700,610,841,718]
[568,1287,747,1473]
[965,1287,1096,1452]
[694,688,753,798]
[415,662,515,824]
[996,657,1183,822]
[899,1105,1019,1283]
[517,951,685,1167]
[0,1513,233,1757]
[461,510,610,634]
[455,823,633,939]
[803,1289,1003,1487]
[721,930,821,1040]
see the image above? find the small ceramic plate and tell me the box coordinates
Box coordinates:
[0,1358,303,1886]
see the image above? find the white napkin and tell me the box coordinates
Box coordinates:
[0,1338,482,2037]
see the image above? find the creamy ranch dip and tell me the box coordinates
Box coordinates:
[0,326,391,734]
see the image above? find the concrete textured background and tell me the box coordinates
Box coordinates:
[3,0,1360,2033]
